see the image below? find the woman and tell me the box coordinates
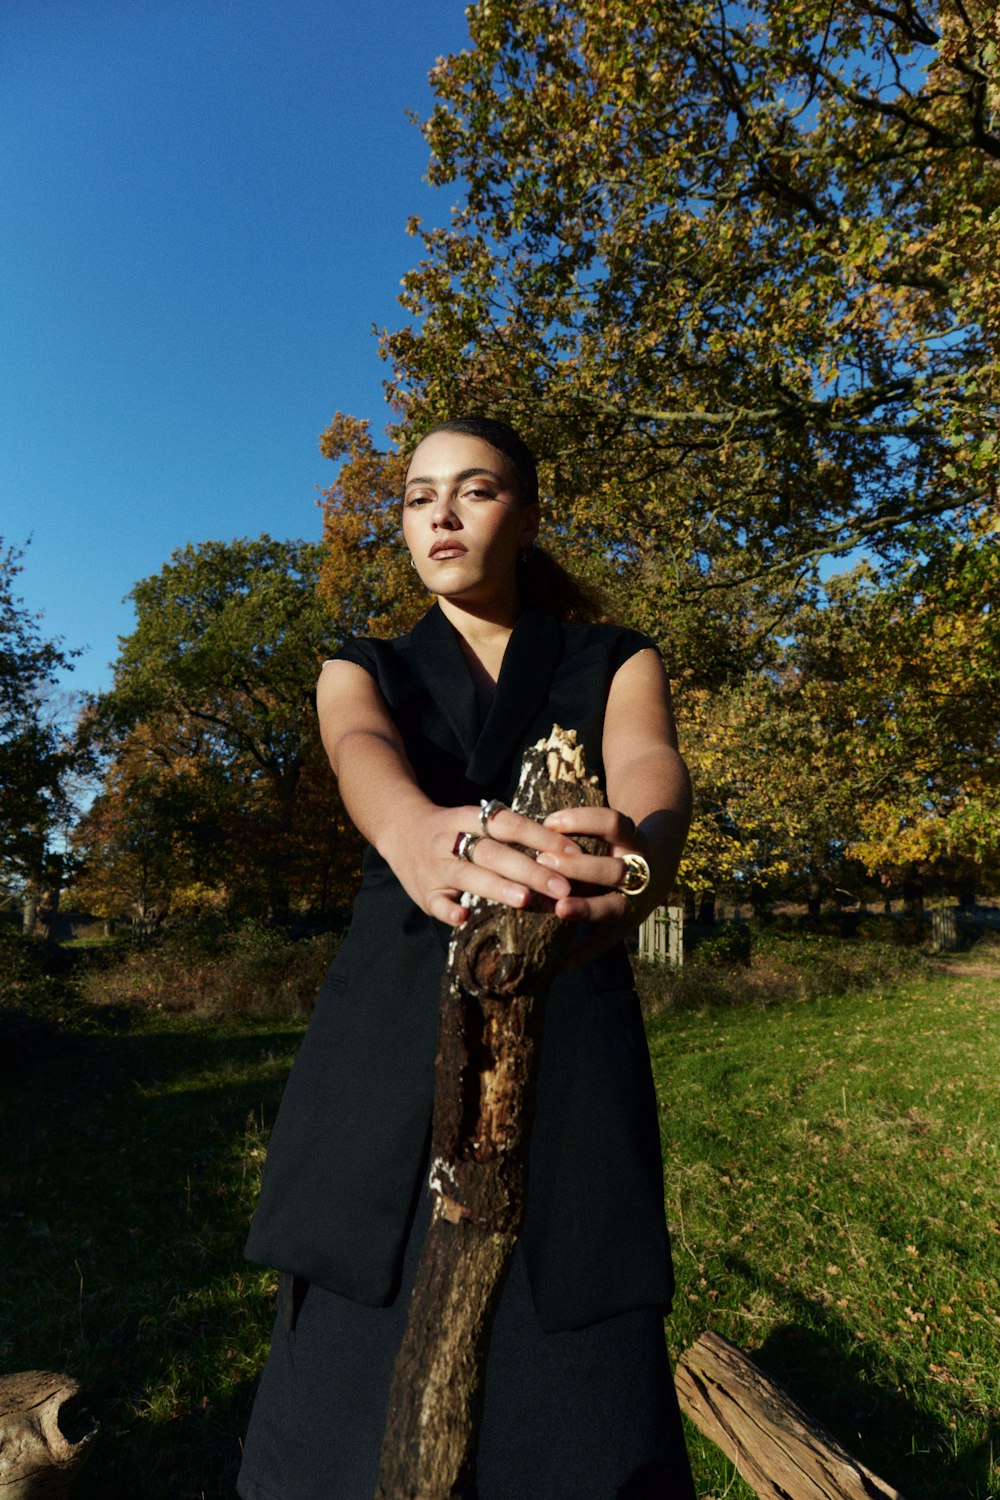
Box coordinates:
[239,417,695,1500]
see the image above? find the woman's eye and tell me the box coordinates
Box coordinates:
[463,487,495,500]
[405,493,432,507]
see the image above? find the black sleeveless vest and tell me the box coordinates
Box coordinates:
[244,605,674,1332]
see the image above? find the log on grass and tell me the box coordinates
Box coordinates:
[675,1331,907,1500]
[376,726,605,1500]
[0,1371,96,1499]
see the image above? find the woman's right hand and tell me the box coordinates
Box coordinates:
[384,802,585,928]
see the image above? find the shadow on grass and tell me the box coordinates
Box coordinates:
[70,1384,257,1500]
[721,1252,997,1500]
[1,1022,303,1500]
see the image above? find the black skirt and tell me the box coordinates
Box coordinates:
[238,1187,695,1500]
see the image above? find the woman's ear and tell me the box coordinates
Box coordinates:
[519,503,540,548]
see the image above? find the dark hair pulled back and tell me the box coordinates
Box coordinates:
[418,416,602,623]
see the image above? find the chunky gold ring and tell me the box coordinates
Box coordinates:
[479,798,509,836]
[453,831,484,863]
[616,852,651,897]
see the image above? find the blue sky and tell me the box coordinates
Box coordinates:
[1,0,471,700]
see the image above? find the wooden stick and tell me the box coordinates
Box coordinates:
[675,1331,908,1500]
[376,726,605,1500]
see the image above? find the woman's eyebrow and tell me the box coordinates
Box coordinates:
[404,467,504,490]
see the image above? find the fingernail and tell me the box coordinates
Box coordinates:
[561,843,579,856]
[547,877,569,896]
[537,852,559,869]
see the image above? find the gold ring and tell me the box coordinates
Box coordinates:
[616,853,650,897]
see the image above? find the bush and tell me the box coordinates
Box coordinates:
[853,911,928,945]
[0,924,40,991]
[0,925,65,1013]
[685,920,752,967]
[636,924,932,1017]
[760,908,932,945]
[75,922,340,1020]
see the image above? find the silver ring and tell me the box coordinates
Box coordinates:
[616,853,651,897]
[479,798,509,836]
[453,831,484,863]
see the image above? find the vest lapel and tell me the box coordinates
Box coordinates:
[408,604,563,790]
[466,608,562,789]
[408,604,481,758]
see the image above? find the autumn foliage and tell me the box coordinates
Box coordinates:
[72,1,999,927]
[74,538,363,931]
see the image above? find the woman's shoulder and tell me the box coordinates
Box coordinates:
[322,618,424,673]
[559,616,660,669]
[323,635,399,671]
[320,618,435,711]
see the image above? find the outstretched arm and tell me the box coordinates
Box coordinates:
[316,660,583,927]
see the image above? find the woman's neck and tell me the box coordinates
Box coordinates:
[436,594,520,689]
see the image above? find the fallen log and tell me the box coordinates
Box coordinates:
[0,1370,96,1499]
[376,725,606,1500]
[675,1331,907,1500]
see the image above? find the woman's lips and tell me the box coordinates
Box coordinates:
[428,544,467,559]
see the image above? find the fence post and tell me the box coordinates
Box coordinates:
[668,905,684,968]
[930,908,958,952]
[638,905,684,968]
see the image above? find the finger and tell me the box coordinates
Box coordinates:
[443,855,558,912]
[543,806,637,844]
[428,892,469,926]
[535,848,633,891]
[482,805,583,857]
[552,890,630,925]
[472,836,572,899]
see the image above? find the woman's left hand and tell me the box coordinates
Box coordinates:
[536,805,656,968]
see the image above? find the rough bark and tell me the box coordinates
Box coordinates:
[675,1331,907,1500]
[0,1371,96,1498]
[376,726,605,1500]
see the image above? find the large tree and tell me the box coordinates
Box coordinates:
[82,537,359,925]
[378,0,997,587]
[678,520,1000,907]
[317,0,999,904]
[790,524,1000,898]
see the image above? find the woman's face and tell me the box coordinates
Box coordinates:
[402,431,538,610]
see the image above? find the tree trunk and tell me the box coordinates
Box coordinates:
[902,869,924,918]
[21,883,39,939]
[0,1371,96,1498]
[376,726,606,1500]
[675,1331,907,1500]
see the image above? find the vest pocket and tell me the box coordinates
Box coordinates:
[279,1272,309,1333]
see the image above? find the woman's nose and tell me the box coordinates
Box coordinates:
[430,494,459,526]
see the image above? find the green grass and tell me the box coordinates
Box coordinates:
[1,933,997,1498]
[641,935,1000,1500]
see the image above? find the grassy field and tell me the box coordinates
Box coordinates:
[641,933,1000,1500]
[1,928,997,1498]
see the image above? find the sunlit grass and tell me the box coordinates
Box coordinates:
[643,937,1000,1499]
